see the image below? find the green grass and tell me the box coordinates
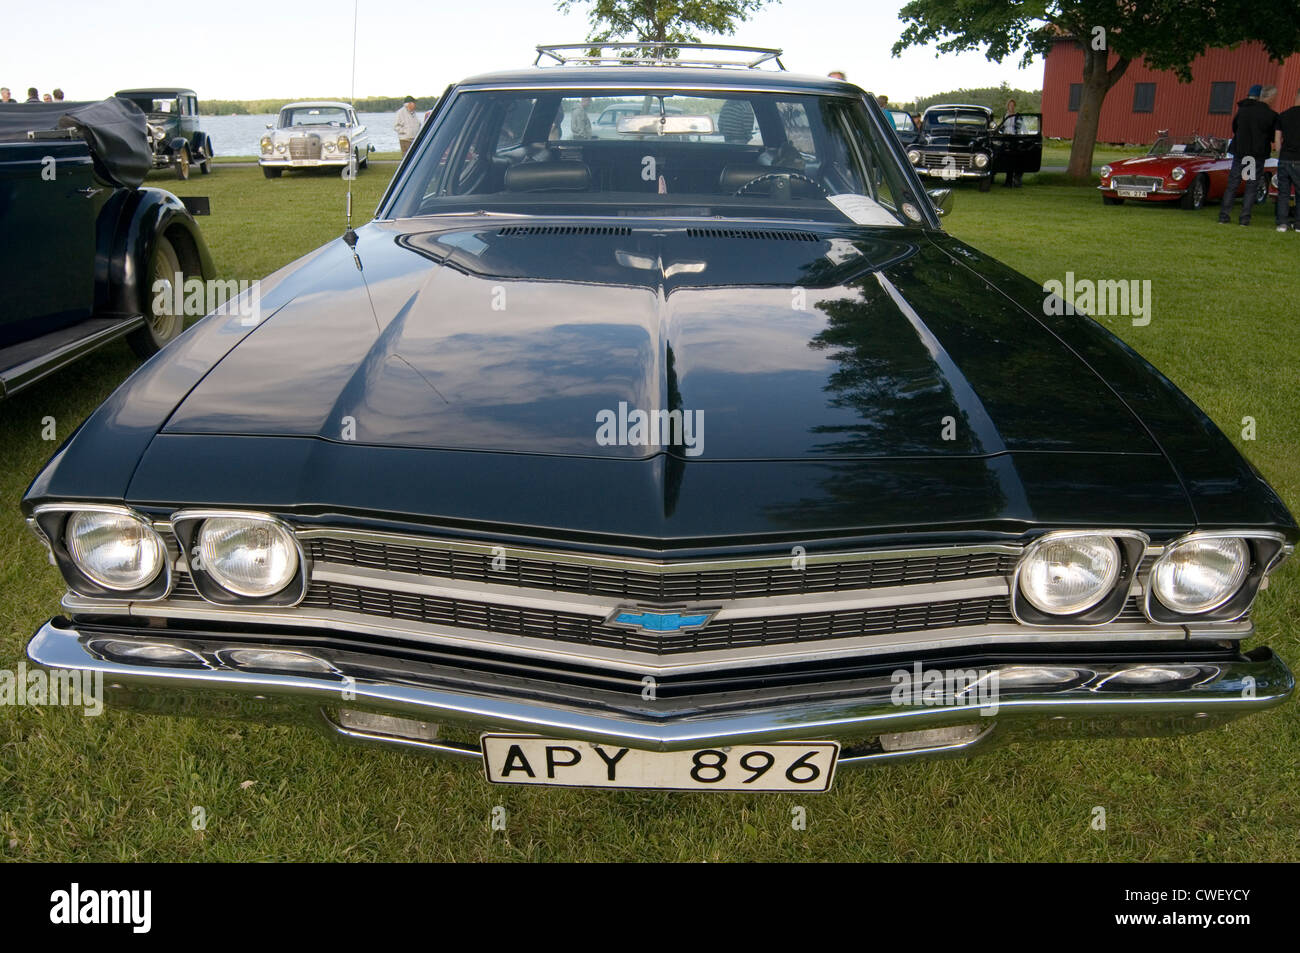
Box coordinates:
[1042,139,1150,171]
[2,169,1298,861]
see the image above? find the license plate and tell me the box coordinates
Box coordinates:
[291,159,321,166]
[481,735,839,792]
[1117,188,1148,198]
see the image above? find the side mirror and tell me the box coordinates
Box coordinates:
[368,144,376,152]
[927,187,953,217]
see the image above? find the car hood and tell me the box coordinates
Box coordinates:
[162,219,1163,464]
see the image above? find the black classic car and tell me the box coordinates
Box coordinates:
[114,88,214,179]
[0,98,213,398]
[908,103,1042,191]
[23,45,1294,792]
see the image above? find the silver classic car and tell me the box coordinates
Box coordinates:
[259,101,373,177]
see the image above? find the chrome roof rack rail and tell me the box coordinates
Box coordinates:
[534,42,786,70]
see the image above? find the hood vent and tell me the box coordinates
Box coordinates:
[497,225,632,237]
[686,227,820,242]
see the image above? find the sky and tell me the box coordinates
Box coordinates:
[2,0,1042,102]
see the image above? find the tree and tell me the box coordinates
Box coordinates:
[555,0,776,52]
[892,0,1300,182]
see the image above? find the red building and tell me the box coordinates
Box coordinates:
[1042,37,1300,144]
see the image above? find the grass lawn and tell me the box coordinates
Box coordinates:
[1,167,1297,862]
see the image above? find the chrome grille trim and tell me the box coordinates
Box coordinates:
[289,135,322,159]
[921,152,973,170]
[1111,174,1163,189]
[300,531,1020,600]
[60,590,1207,675]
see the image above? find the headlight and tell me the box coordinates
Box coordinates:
[198,517,298,597]
[337,135,350,152]
[1099,164,1112,179]
[1151,537,1248,613]
[907,149,920,165]
[1018,535,1121,615]
[66,510,166,591]
[1170,166,1186,181]
[973,152,988,168]
[324,141,335,152]
[151,126,166,142]
[276,143,287,154]
[260,136,273,154]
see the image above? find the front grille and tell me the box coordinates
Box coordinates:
[1111,174,1162,189]
[921,152,973,171]
[305,537,1016,602]
[289,135,322,160]
[294,579,1013,654]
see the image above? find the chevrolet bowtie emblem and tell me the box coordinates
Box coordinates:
[605,606,717,634]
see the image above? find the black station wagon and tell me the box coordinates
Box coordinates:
[23,45,1294,792]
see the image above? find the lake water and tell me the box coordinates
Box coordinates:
[203,112,404,157]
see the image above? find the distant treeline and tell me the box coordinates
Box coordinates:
[201,96,440,115]
[893,86,1042,115]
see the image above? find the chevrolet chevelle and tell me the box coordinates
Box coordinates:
[23,45,1295,792]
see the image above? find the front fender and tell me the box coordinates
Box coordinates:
[168,136,189,158]
[105,188,215,316]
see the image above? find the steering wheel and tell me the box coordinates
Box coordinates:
[734,171,828,197]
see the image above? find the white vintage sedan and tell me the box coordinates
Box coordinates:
[259,101,373,177]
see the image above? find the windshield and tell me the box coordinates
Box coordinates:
[1148,135,1222,157]
[280,106,351,128]
[120,94,177,115]
[385,87,919,226]
[923,109,990,129]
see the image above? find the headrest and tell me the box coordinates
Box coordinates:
[504,161,590,192]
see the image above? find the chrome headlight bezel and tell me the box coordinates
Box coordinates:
[1145,530,1287,624]
[906,149,921,165]
[30,503,172,600]
[171,510,309,607]
[1099,164,1112,179]
[972,151,989,168]
[1012,530,1148,626]
[1170,165,1186,182]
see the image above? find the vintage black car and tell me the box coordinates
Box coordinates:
[114,88,214,179]
[908,103,1042,191]
[0,99,213,399]
[23,45,1294,792]
[887,108,920,148]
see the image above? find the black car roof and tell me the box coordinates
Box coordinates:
[115,88,197,97]
[454,66,868,96]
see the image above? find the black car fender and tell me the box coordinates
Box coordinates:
[103,187,215,317]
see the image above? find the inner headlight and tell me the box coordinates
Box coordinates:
[324,141,335,152]
[260,136,273,153]
[1019,535,1121,615]
[973,152,988,168]
[337,135,350,152]
[276,143,287,154]
[907,149,920,164]
[1171,166,1186,181]
[1151,537,1249,614]
[66,510,166,591]
[1099,164,1112,179]
[151,126,166,142]
[198,517,298,597]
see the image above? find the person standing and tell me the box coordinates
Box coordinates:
[827,71,846,81]
[52,88,64,101]
[0,88,13,104]
[25,87,39,102]
[394,96,423,156]
[570,96,593,139]
[1001,98,1022,188]
[1275,88,1300,232]
[1218,84,1277,226]
[718,98,756,143]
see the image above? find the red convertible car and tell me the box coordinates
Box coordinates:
[1099,134,1271,209]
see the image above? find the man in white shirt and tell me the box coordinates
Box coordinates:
[394,96,423,155]
[570,97,593,139]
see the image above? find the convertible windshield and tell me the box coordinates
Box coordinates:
[1148,135,1224,157]
[281,106,350,127]
[386,87,918,226]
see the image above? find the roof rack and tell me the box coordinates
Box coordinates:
[534,42,786,70]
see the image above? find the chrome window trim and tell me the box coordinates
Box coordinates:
[1142,529,1288,625]
[1010,529,1150,627]
[170,509,311,608]
[58,591,1212,676]
[31,502,173,602]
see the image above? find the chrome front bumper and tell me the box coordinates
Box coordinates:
[27,619,1294,767]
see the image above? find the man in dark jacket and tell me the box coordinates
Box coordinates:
[1218,85,1277,225]
[1274,88,1300,231]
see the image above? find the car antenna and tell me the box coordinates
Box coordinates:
[343,0,360,260]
